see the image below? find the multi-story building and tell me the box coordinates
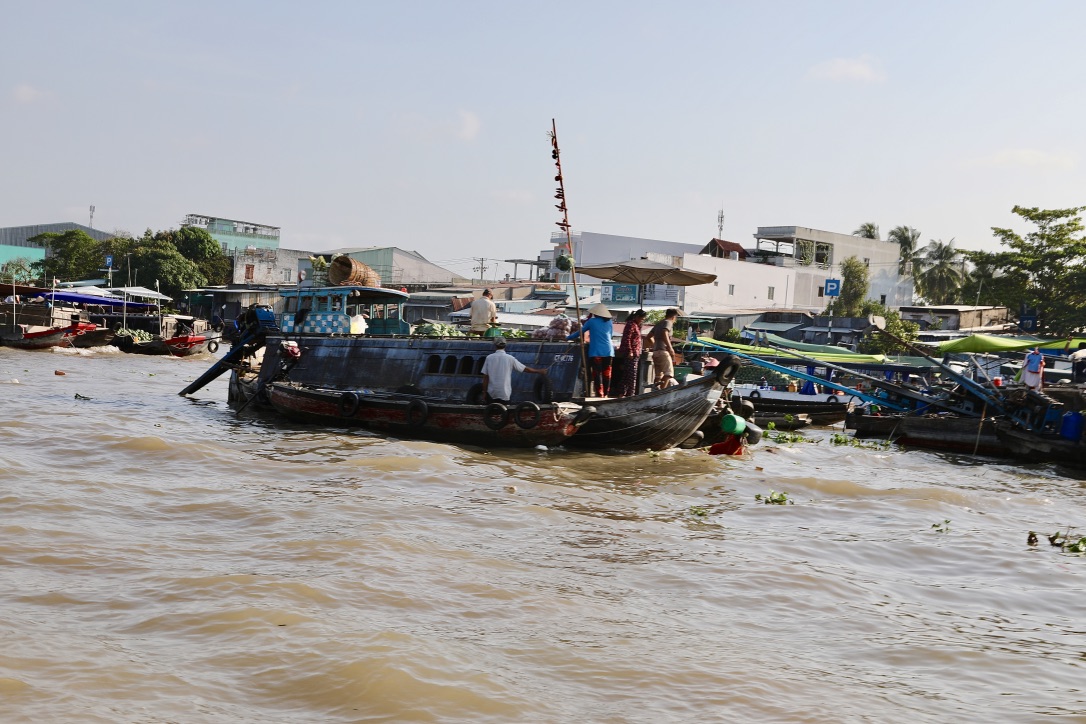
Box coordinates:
[182,214,281,253]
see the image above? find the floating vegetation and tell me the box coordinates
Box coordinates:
[830,433,891,450]
[931,519,951,534]
[1034,528,1086,554]
[755,491,793,505]
[688,505,709,518]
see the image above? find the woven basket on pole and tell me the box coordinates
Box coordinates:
[327,256,382,287]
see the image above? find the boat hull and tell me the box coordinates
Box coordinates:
[733,393,850,425]
[567,372,725,451]
[267,382,589,448]
[994,422,1086,466]
[120,334,217,356]
[848,410,1005,457]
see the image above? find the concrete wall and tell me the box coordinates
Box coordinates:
[231,247,314,285]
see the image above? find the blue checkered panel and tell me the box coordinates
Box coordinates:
[280,312,351,334]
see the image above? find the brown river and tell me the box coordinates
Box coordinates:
[1,345,1085,723]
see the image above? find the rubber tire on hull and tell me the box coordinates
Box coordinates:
[514,401,542,430]
[339,391,361,417]
[484,403,509,430]
[406,399,429,427]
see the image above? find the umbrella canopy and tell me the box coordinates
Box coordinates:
[575,259,716,287]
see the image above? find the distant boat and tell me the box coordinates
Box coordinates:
[0,301,97,350]
[847,409,1005,457]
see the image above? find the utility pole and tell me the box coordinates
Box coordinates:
[473,257,488,283]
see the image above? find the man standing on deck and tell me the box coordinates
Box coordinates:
[470,289,498,335]
[481,337,547,404]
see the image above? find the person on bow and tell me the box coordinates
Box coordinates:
[567,303,615,397]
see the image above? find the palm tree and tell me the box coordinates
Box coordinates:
[887,225,922,275]
[853,222,880,239]
[917,239,963,304]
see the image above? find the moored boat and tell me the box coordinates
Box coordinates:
[0,302,98,350]
[847,409,1005,457]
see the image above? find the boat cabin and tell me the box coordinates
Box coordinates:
[279,285,411,336]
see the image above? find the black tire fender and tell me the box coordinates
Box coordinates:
[514,401,542,429]
[827,395,842,404]
[748,389,761,399]
[738,399,756,420]
[466,383,486,405]
[207,339,220,354]
[713,358,742,383]
[484,402,509,430]
[111,321,123,333]
[406,398,429,427]
[339,391,360,417]
[534,375,554,403]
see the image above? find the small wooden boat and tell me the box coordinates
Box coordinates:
[566,367,732,451]
[732,390,852,426]
[847,409,1005,456]
[69,326,117,348]
[0,301,98,350]
[994,421,1086,466]
[119,332,220,356]
[267,381,594,448]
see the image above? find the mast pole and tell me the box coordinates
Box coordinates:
[550,119,592,396]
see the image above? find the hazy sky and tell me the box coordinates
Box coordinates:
[3,1,1084,280]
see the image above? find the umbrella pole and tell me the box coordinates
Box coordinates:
[551,120,592,397]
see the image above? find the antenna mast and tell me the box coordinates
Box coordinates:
[717,207,724,238]
[89,205,96,229]
[550,119,591,396]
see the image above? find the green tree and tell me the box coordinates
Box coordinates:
[154,227,232,286]
[0,257,36,284]
[853,222,880,239]
[887,225,922,276]
[986,205,1086,334]
[30,229,107,283]
[856,301,920,355]
[916,239,962,304]
[826,256,869,317]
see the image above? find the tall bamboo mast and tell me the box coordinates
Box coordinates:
[549,120,592,396]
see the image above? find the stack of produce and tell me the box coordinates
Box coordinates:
[412,322,464,337]
[532,314,579,341]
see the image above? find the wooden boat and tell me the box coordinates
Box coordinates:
[267,381,593,448]
[181,287,745,451]
[731,389,852,426]
[847,409,1005,456]
[116,315,221,356]
[994,421,1086,466]
[119,332,219,356]
[0,302,97,350]
[566,366,734,451]
[69,326,117,348]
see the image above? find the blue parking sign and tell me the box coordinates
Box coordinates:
[105,254,114,268]
[824,279,841,297]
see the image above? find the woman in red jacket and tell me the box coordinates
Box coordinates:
[613,309,647,397]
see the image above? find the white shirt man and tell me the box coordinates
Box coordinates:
[470,289,498,334]
[480,338,547,402]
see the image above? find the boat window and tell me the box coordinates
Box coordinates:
[458,356,474,374]
[387,305,400,320]
[426,355,441,373]
[285,297,298,313]
[474,358,485,374]
[442,355,458,374]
